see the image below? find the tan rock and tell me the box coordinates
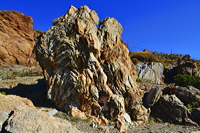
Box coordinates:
[0,11,37,65]
[0,94,81,133]
[36,5,150,128]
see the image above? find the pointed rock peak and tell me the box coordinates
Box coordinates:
[66,5,78,16]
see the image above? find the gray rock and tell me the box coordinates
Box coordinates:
[122,113,132,124]
[47,109,58,116]
[91,123,98,128]
[5,106,80,133]
[135,62,164,84]
[145,87,162,106]
[159,94,198,126]
[172,85,200,107]
[0,110,9,130]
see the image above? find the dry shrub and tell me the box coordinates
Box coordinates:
[129,51,159,63]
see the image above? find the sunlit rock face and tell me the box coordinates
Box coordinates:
[36,5,149,126]
[0,11,37,65]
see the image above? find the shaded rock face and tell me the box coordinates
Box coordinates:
[36,5,149,125]
[192,107,200,125]
[144,87,163,107]
[0,11,37,65]
[159,94,198,126]
[135,62,164,84]
[0,94,80,133]
[172,86,200,107]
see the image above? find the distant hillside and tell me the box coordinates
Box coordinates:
[129,50,200,69]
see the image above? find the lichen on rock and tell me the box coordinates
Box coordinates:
[36,5,150,127]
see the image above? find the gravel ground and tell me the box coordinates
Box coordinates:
[53,111,200,133]
[70,119,200,133]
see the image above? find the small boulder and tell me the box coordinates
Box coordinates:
[145,87,163,106]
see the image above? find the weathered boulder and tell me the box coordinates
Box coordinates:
[177,55,200,78]
[36,5,149,126]
[0,11,37,65]
[159,94,198,126]
[145,87,163,106]
[135,62,164,84]
[0,94,80,133]
[171,86,200,107]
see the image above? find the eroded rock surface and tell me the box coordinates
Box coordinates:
[36,5,149,126]
[177,55,200,78]
[0,94,80,133]
[145,87,163,106]
[135,62,164,84]
[0,11,37,65]
[159,94,198,126]
[172,86,200,107]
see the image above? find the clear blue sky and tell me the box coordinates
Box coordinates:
[1,0,200,59]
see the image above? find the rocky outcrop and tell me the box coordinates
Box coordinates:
[159,94,198,126]
[172,86,200,107]
[0,94,80,133]
[0,11,37,65]
[177,55,200,78]
[135,62,164,84]
[36,5,150,127]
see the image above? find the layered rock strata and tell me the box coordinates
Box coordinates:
[36,5,150,126]
[0,11,37,65]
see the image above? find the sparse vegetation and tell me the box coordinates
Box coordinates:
[0,91,7,95]
[129,51,159,64]
[54,112,90,123]
[174,74,200,89]
[71,116,82,122]
[185,104,195,111]
[149,117,156,124]
[2,71,43,80]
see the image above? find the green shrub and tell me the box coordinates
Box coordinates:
[174,74,200,88]
[185,104,195,111]
[82,118,90,123]
[0,91,7,95]
[70,116,82,122]
[4,71,43,80]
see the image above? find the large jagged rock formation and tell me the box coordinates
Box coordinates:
[0,11,37,65]
[36,5,150,127]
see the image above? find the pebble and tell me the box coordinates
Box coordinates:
[47,109,58,116]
